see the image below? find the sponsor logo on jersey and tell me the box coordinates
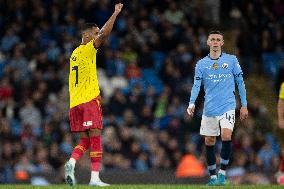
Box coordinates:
[222,63,228,69]
[206,73,232,82]
[83,121,93,127]
[213,63,218,70]
[71,56,77,61]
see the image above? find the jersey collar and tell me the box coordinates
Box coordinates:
[208,52,223,60]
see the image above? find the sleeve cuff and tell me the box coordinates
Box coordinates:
[188,103,195,108]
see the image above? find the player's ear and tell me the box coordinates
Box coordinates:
[220,39,224,46]
[207,38,210,46]
[82,31,87,38]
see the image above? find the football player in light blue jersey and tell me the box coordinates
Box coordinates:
[187,31,248,186]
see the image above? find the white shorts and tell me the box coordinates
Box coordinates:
[200,110,235,136]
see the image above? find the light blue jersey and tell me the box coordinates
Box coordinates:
[189,53,247,116]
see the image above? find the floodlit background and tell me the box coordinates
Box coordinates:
[0,0,284,186]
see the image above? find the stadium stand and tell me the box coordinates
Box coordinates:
[0,0,284,185]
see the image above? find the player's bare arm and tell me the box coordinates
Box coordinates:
[93,3,123,48]
[278,99,284,129]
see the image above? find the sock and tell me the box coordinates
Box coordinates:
[91,171,100,182]
[220,140,232,172]
[90,135,103,173]
[219,169,226,176]
[69,158,76,167]
[71,137,90,161]
[206,145,216,176]
[210,175,217,179]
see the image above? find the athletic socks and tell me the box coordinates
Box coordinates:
[206,145,216,176]
[220,140,232,172]
[70,137,90,163]
[90,135,103,172]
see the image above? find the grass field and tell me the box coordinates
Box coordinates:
[0,185,283,189]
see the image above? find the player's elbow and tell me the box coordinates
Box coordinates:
[100,32,108,38]
[193,84,201,89]
[99,29,110,38]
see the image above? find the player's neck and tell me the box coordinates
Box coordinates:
[81,38,89,45]
[81,39,87,45]
[209,50,222,60]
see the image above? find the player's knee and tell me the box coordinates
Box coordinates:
[221,133,232,141]
[205,137,216,145]
[89,128,102,137]
[221,128,232,141]
[79,131,89,138]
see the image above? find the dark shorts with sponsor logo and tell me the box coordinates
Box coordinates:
[69,96,103,132]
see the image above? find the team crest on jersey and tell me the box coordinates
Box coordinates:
[213,63,218,70]
[222,63,228,69]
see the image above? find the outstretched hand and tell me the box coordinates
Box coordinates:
[114,3,123,15]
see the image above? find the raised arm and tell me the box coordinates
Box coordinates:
[93,3,123,49]
[278,98,284,129]
[278,83,284,129]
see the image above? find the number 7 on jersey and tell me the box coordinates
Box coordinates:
[72,66,78,87]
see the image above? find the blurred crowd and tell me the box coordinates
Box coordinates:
[0,0,284,185]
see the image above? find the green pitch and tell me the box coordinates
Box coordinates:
[0,185,283,189]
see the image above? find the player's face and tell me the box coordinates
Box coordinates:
[82,27,100,43]
[90,26,100,39]
[207,34,224,51]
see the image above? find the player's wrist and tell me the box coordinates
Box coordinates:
[188,103,195,108]
[112,12,118,17]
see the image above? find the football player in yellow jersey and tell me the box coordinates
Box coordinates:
[277,82,284,184]
[64,3,123,186]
